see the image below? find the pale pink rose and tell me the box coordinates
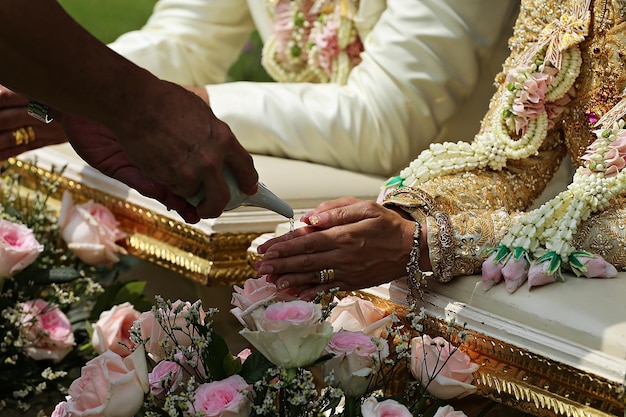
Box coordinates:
[361,397,412,417]
[149,360,184,395]
[0,219,43,278]
[91,302,141,357]
[230,276,297,330]
[327,295,390,338]
[502,256,530,293]
[192,374,253,417]
[18,299,74,362]
[527,261,558,289]
[66,346,149,417]
[410,335,479,400]
[58,190,127,267]
[481,252,504,290]
[135,299,206,361]
[235,348,252,363]
[231,276,278,310]
[240,300,334,368]
[51,400,69,417]
[578,254,618,278]
[433,405,468,417]
[323,331,389,396]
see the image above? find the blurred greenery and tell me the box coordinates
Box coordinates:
[58,0,272,82]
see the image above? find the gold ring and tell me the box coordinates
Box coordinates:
[319,268,335,284]
[12,127,35,145]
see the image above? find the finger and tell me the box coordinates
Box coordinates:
[301,196,361,223]
[194,162,231,219]
[0,85,28,108]
[257,226,318,254]
[303,200,381,229]
[258,229,336,262]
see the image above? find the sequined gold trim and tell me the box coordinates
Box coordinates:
[5,158,260,286]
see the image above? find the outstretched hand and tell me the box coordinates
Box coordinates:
[255,197,416,300]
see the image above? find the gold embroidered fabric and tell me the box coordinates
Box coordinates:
[384,0,626,282]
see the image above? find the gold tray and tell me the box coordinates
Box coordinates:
[7,157,261,287]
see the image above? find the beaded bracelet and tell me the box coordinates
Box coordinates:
[406,221,424,304]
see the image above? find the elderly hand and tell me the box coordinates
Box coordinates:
[0,85,67,159]
[58,112,201,223]
[255,197,417,300]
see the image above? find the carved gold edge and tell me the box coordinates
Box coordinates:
[5,158,260,286]
[355,291,625,417]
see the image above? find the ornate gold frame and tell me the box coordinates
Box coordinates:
[358,292,625,417]
[6,158,260,287]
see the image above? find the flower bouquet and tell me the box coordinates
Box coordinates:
[52,276,480,417]
[0,164,149,414]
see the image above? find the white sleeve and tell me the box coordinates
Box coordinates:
[209,0,519,176]
[108,0,255,85]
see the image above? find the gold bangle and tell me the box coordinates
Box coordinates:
[406,221,424,304]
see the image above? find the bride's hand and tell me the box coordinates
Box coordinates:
[255,197,416,300]
[0,85,67,159]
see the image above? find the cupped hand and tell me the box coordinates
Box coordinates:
[108,80,258,219]
[255,197,416,300]
[0,85,67,159]
[59,112,201,223]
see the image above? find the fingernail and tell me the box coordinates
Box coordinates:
[257,264,273,274]
[310,215,320,225]
[264,250,278,260]
[277,281,289,290]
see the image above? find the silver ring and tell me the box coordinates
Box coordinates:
[318,268,335,284]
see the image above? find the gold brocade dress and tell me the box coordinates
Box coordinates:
[383,0,626,282]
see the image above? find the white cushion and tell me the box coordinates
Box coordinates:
[19,143,384,234]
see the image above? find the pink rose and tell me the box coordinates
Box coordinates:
[149,360,184,395]
[92,302,141,357]
[433,405,468,417]
[135,299,206,361]
[192,374,253,417]
[327,295,390,338]
[66,346,149,417]
[361,397,412,417]
[230,276,296,330]
[18,299,74,362]
[0,219,43,278]
[58,190,127,266]
[323,331,389,396]
[51,400,69,417]
[410,335,479,400]
[502,255,529,293]
[240,300,334,368]
[527,260,558,289]
[231,276,278,310]
[481,252,504,290]
[235,348,252,363]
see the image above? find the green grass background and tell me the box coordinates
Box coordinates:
[58,0,272,81]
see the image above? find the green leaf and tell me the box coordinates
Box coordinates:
[384,175,403,188]
[512,247,528,261]
[202,331,232,380]
[89,280,150,320]
[240,351,273,383]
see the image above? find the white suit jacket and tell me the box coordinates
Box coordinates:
[110,0,519,176]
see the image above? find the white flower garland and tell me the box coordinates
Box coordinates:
[390,47,582,189]
[262,0,363,85]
